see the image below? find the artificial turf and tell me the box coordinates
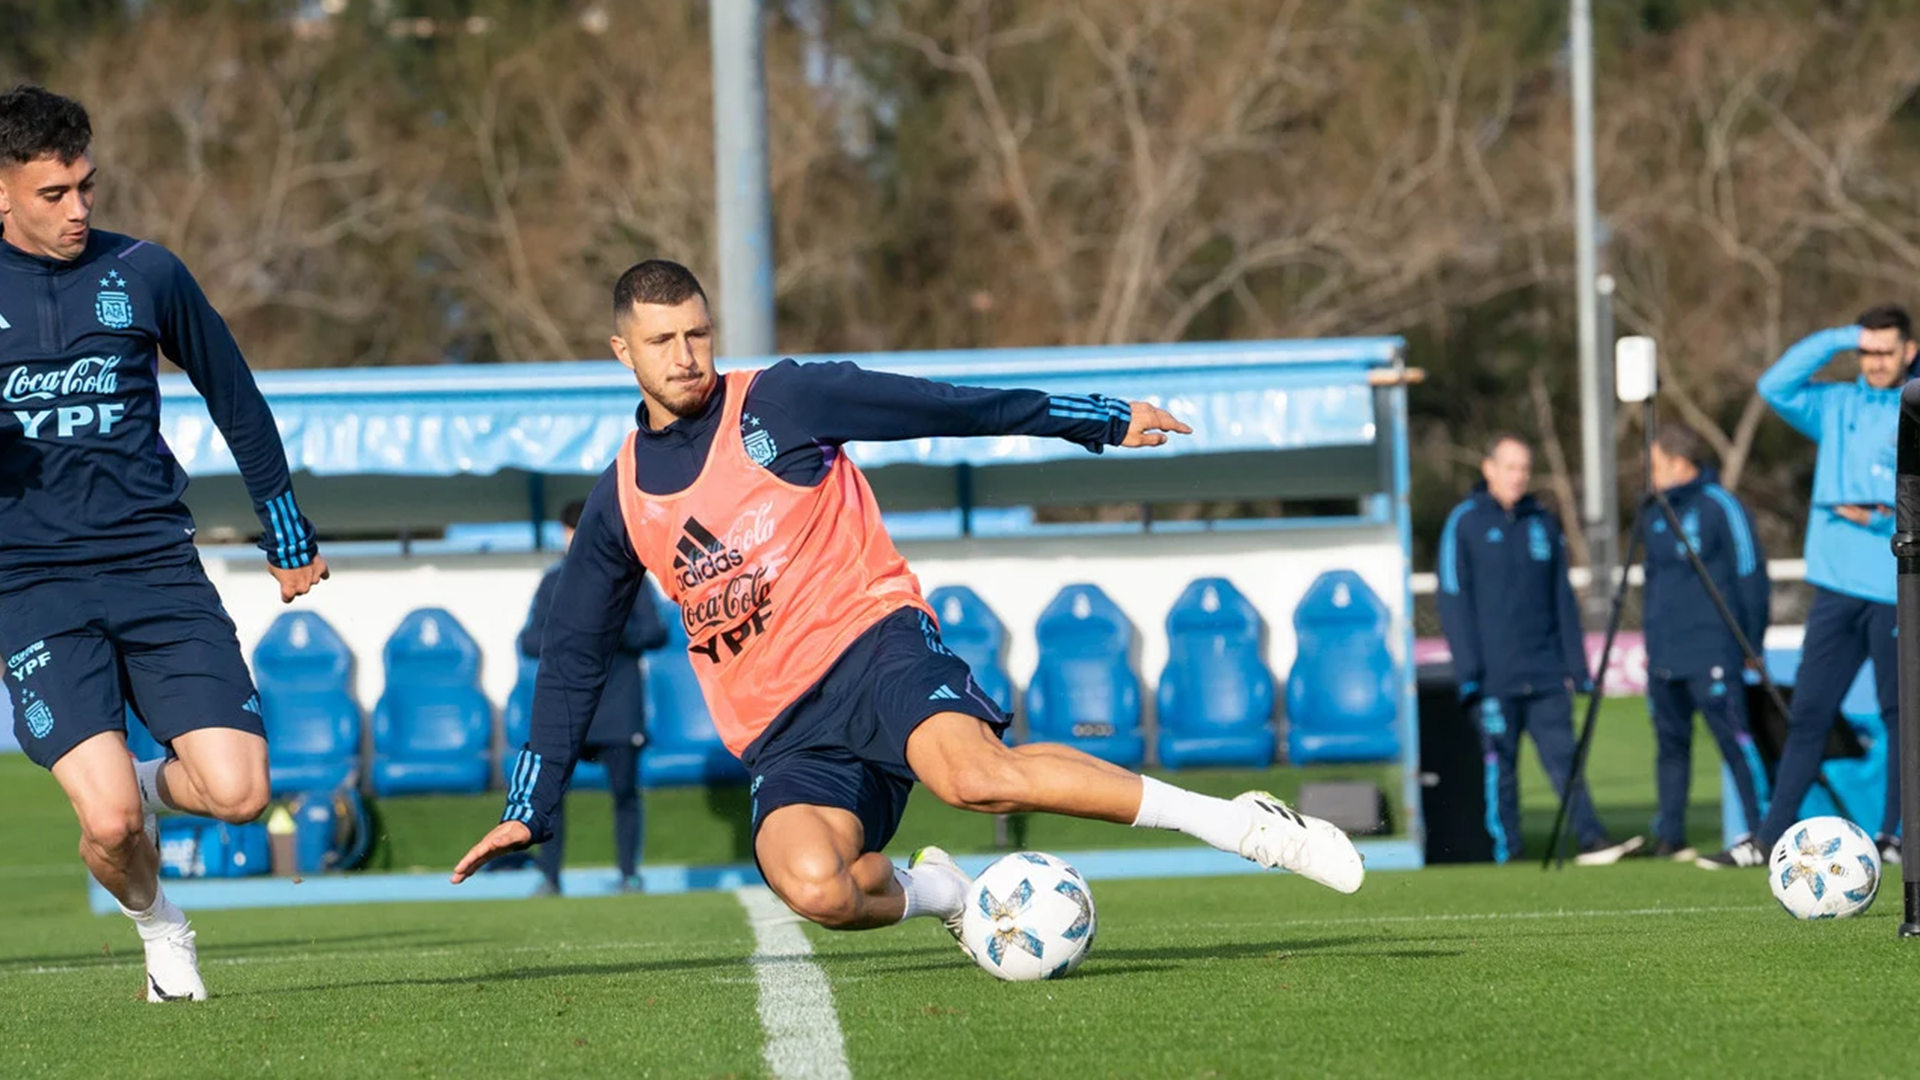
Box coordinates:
[7,699,1906,1080]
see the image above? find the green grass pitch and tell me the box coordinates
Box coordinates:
[3,701,1917,1079]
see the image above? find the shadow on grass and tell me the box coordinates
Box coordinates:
[842,935,1466,978]
[235,946,944,996]
[0,928,464,972]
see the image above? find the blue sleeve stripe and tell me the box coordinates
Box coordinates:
[1048,405,1112,421]
[268,492,313,568]
[1049,394,1130,419]
[505,748,542,815]
[265,494,293,567]
[1438,502,1472,594]
[1705,487,1757,575]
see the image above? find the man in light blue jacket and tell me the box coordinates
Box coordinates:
[1698,306,1913,868]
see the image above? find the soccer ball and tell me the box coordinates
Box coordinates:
[1768,816,1881,920]
[960,852,1097,981]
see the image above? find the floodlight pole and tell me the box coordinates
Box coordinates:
[711,0,777,359]
[1572,0,1612,625]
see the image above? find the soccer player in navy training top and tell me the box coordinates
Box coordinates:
[454,261,1366,945]
[0,86,327,1001]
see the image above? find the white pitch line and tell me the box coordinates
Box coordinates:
[735,886,852,1080]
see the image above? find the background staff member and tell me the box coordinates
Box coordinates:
[1437,434,1644,866]
[1704,306,1914,868]
[1638,425,1770,863]
[518,499,667,895]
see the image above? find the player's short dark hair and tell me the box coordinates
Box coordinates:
[1858,304,1913,341]
[0,85,90,168]
[1651,423,1709,467]
[614,260,708,324]
[560,499,587,530]
[1484,432,1529,461]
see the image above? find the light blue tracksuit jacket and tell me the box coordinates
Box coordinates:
[1756,325,1900,605]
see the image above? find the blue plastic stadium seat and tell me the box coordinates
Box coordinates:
[501,654,611,791]
[1024,584,1145,767]
[1285,571,1400,764]
[1156,577,1277,769]
[642,589,749,788]
[371,608,493,796]
[253,611,362,795]
[925,585,1015,714]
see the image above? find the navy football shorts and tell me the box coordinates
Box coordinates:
[3,556,265,770]
[745,606,1008,856]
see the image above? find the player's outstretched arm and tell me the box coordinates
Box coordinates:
[1118,401,1192,448]
[451,820,533,884]
[752,359,1192,454]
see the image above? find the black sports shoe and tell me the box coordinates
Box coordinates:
[1877,834,1902,867]
[1695,839,1765,869]
[1648,840,1697,862]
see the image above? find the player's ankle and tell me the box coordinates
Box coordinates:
[895,865,966,921]
[121,887,188,942]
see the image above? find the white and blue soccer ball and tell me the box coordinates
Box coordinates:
[961,852,1097,981]
[1768,815,1881,921]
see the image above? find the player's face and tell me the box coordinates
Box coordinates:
[1858,327,1914,390]
[1648,444,1689,491]
[1481,440,1531,509]
[0,152,95,262]
[611,296,718,423]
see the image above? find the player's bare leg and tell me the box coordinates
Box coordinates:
[134,727,270,825]
[906,712,1365,893]
[53,732,205,1001]
[754,804,970,932]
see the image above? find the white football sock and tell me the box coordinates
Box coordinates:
[133,758,168,815]
[121,887,189,942]
[893,865,967,922]
[1131,775,1251,853]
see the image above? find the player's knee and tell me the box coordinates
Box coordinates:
[78,807,146,856]
[774,857,861,929]
[200,775,270,824]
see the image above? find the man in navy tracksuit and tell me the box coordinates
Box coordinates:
[1701,307,1911,868]
[518,498,667,895]
[1437,434,1641,865]
[1638,425,1770,861]
[0,86,326,1001]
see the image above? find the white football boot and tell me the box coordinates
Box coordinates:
[907,845,974,957]
[144,924,208,1002]
[1233,791,1366,894]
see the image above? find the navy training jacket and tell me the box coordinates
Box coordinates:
[1436,484,1591,702]
[0,229,315,583]
[1640,472,1769,680]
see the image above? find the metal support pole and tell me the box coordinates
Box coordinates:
[1894,380,1920,936]
[1572,0,1608,625]
[710,0,776,358]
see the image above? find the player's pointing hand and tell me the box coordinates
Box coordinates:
[451,820,533,884]
[1120,401,1193,448]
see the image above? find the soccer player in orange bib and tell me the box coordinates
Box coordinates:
[453,261,1364,937]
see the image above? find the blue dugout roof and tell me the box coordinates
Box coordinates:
[158,338,1406,479]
